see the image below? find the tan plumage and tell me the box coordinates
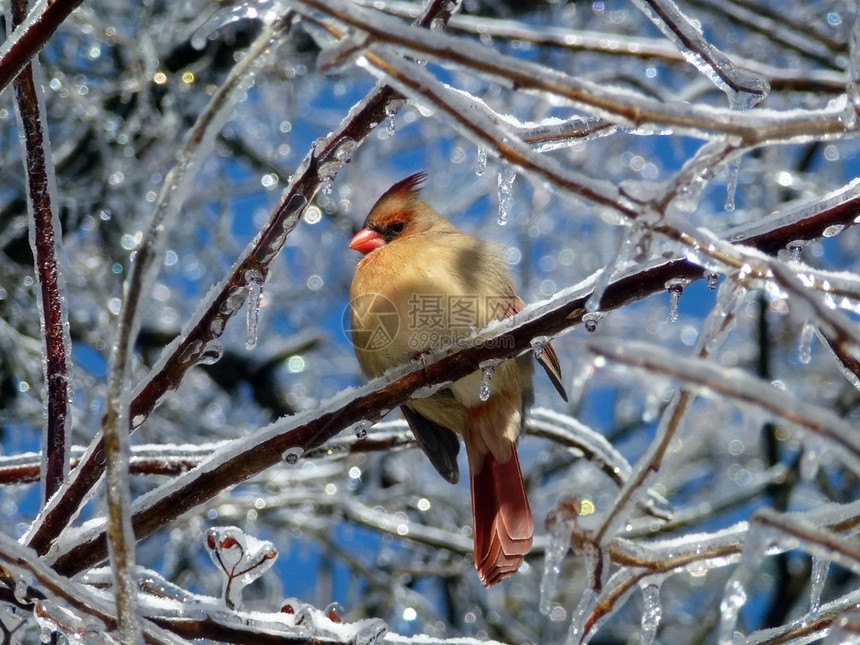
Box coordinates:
[348,173,566,586]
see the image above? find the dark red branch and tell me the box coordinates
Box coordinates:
[11,0,70,504]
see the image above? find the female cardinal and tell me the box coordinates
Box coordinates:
[348,172,567,586]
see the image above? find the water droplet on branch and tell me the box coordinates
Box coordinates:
[283,447,304,464]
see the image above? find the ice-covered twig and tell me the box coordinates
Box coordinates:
[9,0,71,504]
[588,339,860,474]
[298,0,850,143]
[578,502,860,640]
[630,0,769,104]
[694,0,844,68]
[592,278,744,548]
[353,45,636,218]
[364,0,847,94]
[0,532,182,645]
[720,506,860,643]
[743,588,860,644]
[0,0,83,94]
[528,409,671,521]
[25,9,297,557]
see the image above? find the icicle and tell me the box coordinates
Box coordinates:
[384,101,404,138]
[582,312,603,333]
[809,557,829,615]
[245,268,264,350]
[531,336,547,359]
[707,273,719,289]
[586,219,652,312]
[640,582,663,645]
[497,161,516,225]
[475,146,487,176]
[283,446,304,465]
[540,498,578,615]
[696,278,747,356]
[479,363,496,402]
[798,322,815,364]
[724,154,740,213]
[665,279,688,323]
[718,528,771,644]
[787,241,804,264]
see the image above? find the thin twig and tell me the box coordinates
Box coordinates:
[9,0,70,504]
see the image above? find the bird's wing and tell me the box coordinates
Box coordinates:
[401,405,461,484]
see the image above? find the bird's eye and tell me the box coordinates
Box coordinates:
[389,222,405,234]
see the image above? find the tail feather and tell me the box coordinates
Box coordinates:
[469,440,534,587]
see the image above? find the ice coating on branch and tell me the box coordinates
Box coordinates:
[318,137,357,195]
[191,1,280,50]
[639,582,663,645]
[205,526,278,609]
[197,341,225,366]
[809,556,828,615]
[497,161,516,225]
[540,498,578,615]
[630,0,769,107]
[245,269,264,350]
[849,8,860,112]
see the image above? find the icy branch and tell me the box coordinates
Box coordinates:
[298,0,851,144]
[9,0,71,504]
[588,339,860,474]
[0,0,83,94]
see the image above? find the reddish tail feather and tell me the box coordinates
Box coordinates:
[468,441,534,587]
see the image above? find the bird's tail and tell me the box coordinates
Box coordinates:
[467,437,534,587]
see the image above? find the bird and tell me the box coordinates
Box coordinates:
[348,172,567,586]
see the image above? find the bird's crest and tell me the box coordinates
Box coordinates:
[382,171,427,202]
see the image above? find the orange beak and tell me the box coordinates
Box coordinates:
[349,228,386,255]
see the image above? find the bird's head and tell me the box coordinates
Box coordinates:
[349,172,441,255]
